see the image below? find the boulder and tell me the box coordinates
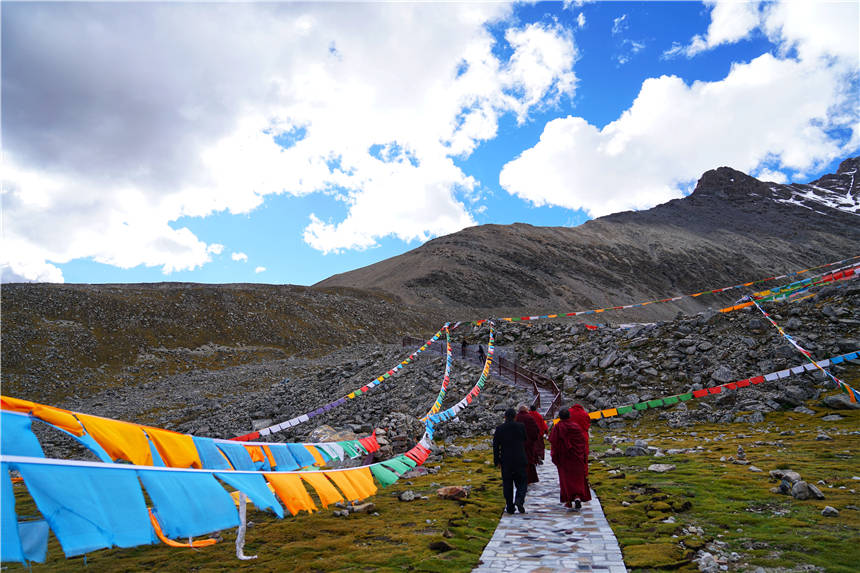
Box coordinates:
[437,486,469,500]
[823,394,860,410]
[822,506,839,517]
[648,464,676,473]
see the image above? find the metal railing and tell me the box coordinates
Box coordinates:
[401,336,563,418]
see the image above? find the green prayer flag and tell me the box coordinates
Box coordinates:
[370,464,400,487]
[662,396,679,405]
[647,399,664,408]
[617,405,633,414]
[677,393,693,401]
[381,458,412,475]
[633,402,649,411]
[399,454,417,468]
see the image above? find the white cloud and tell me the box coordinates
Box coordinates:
[577,13,586,29]
[231,252,248,262]
[255,266,266,274]
[612,14,628,36]
[667,0,859,63]
[753,168,788,184]
[500,52,856,217]
[3,3,578,280]
[207,243,224,255]
[672,1,762,58]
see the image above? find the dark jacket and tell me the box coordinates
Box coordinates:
[493,421,527,471]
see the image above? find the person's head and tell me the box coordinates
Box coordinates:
[558,408,570,420]
[517,404,528,413]
[505,408,516,422]
[529,404,538,412]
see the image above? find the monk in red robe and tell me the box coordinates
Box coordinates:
[549,408,591,510]
[515,405,541,484]
[528,404,547,463]
[568,403,591,466]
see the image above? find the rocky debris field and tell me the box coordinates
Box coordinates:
[26,339,534,461]
[480,281,860,429]
[5,279,859,466]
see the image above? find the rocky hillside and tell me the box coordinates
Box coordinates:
[316,158,860,320]
[1,282,445,404]
[491,281,860,428]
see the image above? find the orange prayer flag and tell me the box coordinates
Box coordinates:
[342,467,377,499]
[588,411,602,420]
[1,396,35,414]
[33,404,85,436]
[304,445,327,467]
[600,408,618,418]
[245,445,266,464]
[146,427,202,468]
[326,470,362,501]
[76,413,153,465]
[265,473,317,515]
[300,473,344,507]
[262,446,278,469]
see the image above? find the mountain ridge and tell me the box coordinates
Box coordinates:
[315,158,860,320]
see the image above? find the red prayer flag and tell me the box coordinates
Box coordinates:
[737,379,750,387]
[692,389,708,398]
[231,431,260,442]
[723,383,737,390]
[750,376,765,384]
[708,387,722,394]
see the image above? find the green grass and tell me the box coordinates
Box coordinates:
[7,396,859,572]
[7,440,505,572]
[589,395,860,572]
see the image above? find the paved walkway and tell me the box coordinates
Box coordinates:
[473,461,627,573]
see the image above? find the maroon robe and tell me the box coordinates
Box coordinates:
[549,418,591,503]
[515,411,541,483]
[569,404,591,467]
[528,410,548,463]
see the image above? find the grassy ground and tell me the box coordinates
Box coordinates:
[8,397,859,572]
[7,440,504,572]
[589,396,859,572]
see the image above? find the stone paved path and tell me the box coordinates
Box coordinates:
[473,460,627,573]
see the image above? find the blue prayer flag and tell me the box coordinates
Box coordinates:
[16,462,154,557]
[139,469,238,539]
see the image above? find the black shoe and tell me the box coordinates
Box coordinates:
[505,506,516,514]
[516,504,526,514]
[574,499,582,510]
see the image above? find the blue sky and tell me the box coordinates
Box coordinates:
[3,1,858,285]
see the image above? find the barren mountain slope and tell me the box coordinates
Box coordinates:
[316,158,860,320]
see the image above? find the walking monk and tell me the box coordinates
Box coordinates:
[515,405,541,484]
[549,408,591,511]
[528,404,548,463]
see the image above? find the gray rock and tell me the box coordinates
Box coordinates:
[820,414,843,422]
[807,483,825,500]
[648,463,676,473]
[823,394,860,410]
[770,469,802,483]
[625,446,649,457]
[533,343,550,356]
[793,406,816,415]
[790,481,811,500]
[821,506,839,517]
[711,366,734,383]
[398,490,416,502]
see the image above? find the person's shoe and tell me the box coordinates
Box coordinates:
[505,506,516,514]
[516,503,526,514]
[574,499,582,510]
[564,501,572,509]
